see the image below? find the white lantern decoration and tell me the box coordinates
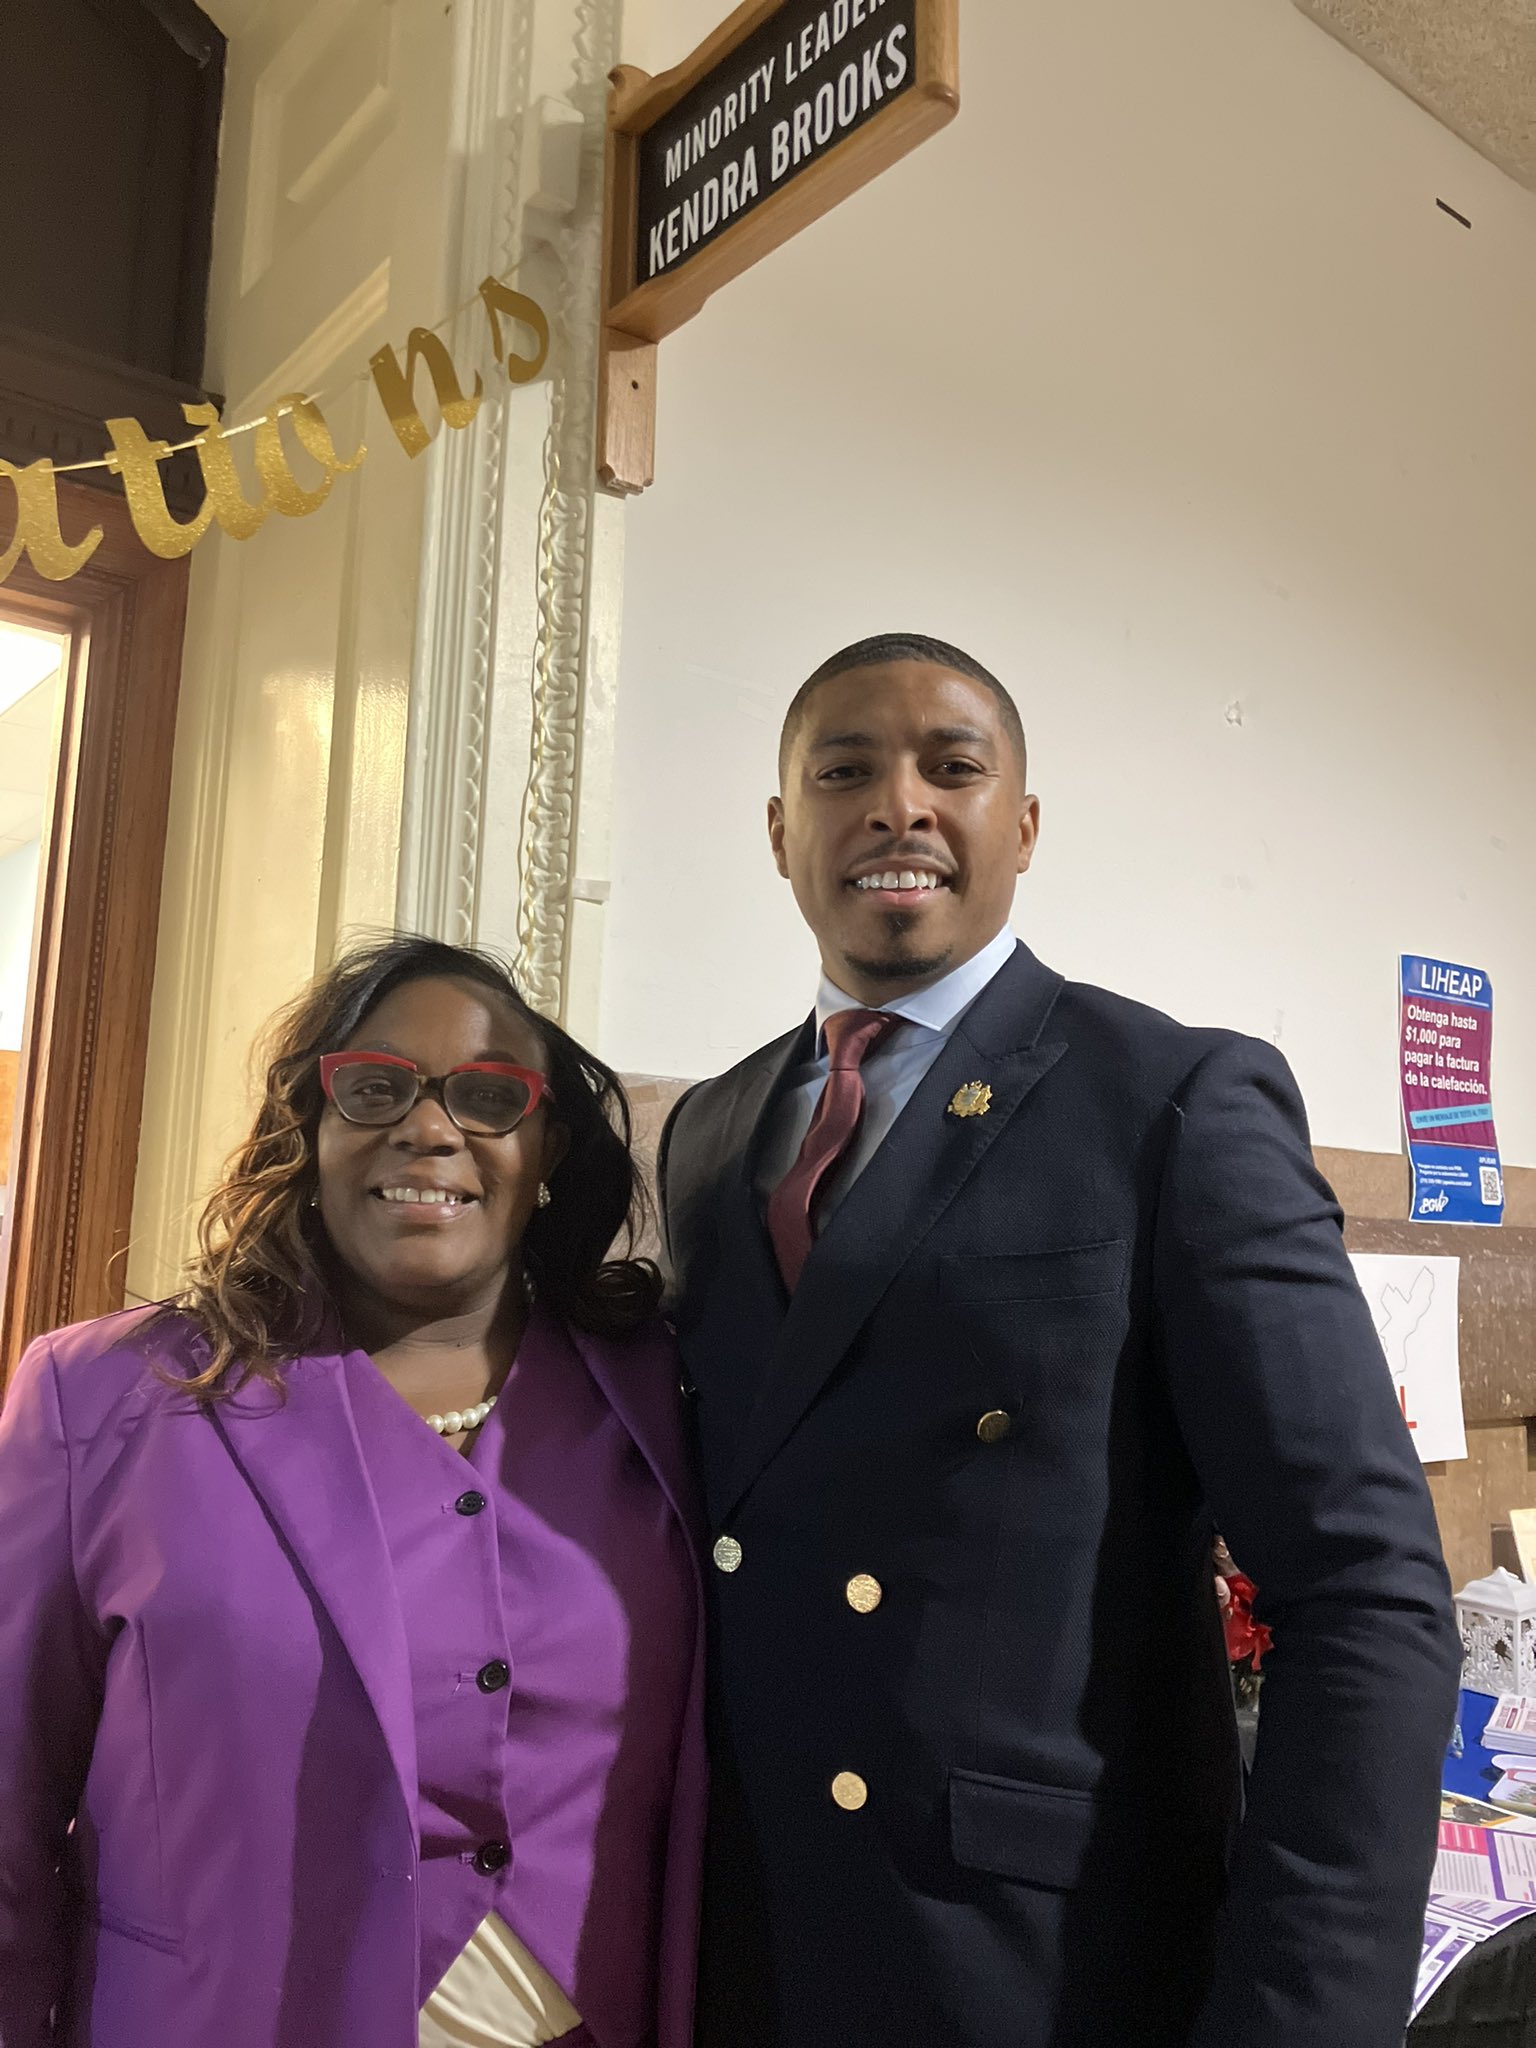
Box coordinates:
[1455,1568,1536,1697]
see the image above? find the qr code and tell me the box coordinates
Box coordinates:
[1480,1166,1504,1206]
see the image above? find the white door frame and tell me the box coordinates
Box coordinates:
[399,0,625,1042]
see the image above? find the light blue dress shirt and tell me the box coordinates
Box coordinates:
[756,925,1020,1223]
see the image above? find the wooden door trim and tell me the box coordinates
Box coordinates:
[0,482,188,1377]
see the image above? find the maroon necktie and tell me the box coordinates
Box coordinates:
[767,1008,898,1293]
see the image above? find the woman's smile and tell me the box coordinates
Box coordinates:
[371,1179,482,1222]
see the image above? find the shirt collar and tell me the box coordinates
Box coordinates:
[814,925,1018,1049]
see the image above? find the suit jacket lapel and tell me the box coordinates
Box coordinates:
[719,943,1067,1521]
[709,1014,816,1307]
[214,1355,418,1825]
[740,1018,816,1168]
[569,1320,709,1562]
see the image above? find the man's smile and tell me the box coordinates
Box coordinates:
[846,855,955,908]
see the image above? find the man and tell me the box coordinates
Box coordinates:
[657,633,1460,2048]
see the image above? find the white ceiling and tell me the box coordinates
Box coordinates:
[0,624,63,864]
[1294,0,1536,191]
[202,2,1536,193]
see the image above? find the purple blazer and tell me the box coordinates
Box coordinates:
[0,1305,708,2048]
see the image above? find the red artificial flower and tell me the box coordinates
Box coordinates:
[1222,1572,1273,1669]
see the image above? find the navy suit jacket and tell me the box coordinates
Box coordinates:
[658,940,1460,2048]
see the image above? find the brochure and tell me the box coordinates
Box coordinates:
[1481,1695,1536,1757]
[1414,1819,1536,2018]
[1415,1895,1536,2019]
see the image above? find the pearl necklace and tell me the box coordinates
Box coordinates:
[423,1279,534,1435]
[425,1398,494,1437]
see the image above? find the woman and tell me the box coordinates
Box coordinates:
[0,936,706,2048]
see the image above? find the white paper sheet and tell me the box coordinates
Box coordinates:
[1348,1251,1465,1463]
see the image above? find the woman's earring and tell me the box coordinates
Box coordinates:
[308,1190,321,1210]
[536,1182,552,1209]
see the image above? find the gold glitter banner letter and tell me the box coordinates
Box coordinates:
[369,331,485,459]
[0,271,548,587]
[0,458,105,582]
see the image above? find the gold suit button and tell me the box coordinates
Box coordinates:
[845,1574,883,1614]
[976,1410,1013,1445]
[831,1772,869,1811]
[712,1535,743,1574]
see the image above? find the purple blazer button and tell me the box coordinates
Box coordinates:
[473,1839,511,1875]
[476,1659,511,1694]
[455,1490,487,1516]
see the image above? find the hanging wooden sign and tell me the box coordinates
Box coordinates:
[600,0,959,493]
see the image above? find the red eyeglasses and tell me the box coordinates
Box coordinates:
[319,1051,554,1137]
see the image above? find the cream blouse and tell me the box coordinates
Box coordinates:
[419,1912,583,2047]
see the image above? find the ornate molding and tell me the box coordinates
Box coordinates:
[515,0,618,1018]
[397,0,536,946]
[399,0,619,1021]
[55,609,133,1316]
[0,322,211,513]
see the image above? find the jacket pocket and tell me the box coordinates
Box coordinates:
[948,1768,1100,1891]
[89,1903,185,1956]
[939,1241,1126,1305]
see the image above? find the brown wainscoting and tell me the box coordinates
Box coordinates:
[1322,1150,1536,1592]
[0,483,188,1381]
[623,1077,694,1263]
[625,1084,1531,1591]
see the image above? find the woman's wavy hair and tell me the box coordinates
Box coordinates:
[172,934,661,1400]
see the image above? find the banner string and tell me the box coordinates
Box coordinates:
[48,265,527,477]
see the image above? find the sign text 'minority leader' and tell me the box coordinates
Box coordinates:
[635,0,918,286]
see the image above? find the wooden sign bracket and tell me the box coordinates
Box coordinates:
[600,64,661,497]
[598,1,959,496]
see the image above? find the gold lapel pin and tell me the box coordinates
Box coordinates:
[948,1081,993,1119]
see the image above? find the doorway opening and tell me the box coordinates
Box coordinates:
[0,619,67,1285]
[0,481,189,1382]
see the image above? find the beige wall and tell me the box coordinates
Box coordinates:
[128,0,634,1302]
[604,0,1536,1167]
[127,0,461,1303]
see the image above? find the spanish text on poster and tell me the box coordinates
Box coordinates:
[1399,955,1504,1226]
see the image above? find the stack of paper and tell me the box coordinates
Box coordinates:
[1483,1697,1536,1756]
[1417,1895,1536,2019]
[1489,1766,1536,1820]
[1417,1806,1536,2020]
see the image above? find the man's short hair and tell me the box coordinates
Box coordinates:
[779,632,1027,783]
